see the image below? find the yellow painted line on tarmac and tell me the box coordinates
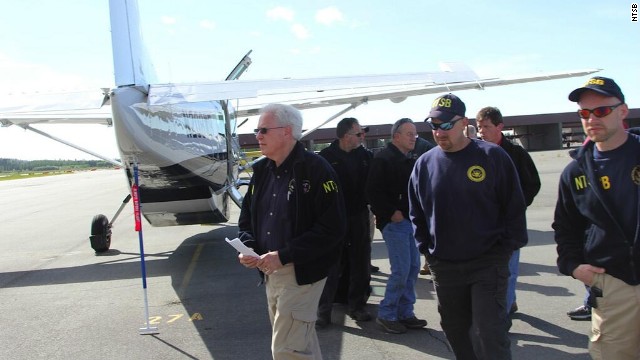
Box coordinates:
[177,243,204,298]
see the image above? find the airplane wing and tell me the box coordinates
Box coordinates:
[0,88,116,166]
[0,88,112,127]
[147,67,601,118]
[1,67,599,126]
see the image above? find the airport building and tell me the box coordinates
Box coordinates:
[239,108,640,152]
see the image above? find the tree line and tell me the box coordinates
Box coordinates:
[0,158,116,172]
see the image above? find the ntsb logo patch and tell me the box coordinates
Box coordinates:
[586,78,605,86]
[467,165,486,182]
[432,96,453,109]
[632,166,640,185]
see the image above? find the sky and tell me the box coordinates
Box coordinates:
[0,0,638,160]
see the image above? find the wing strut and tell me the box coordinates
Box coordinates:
[225,50,252,81]
[18,124,122,167]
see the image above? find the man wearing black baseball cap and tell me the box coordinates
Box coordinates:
[423,94,469,152]
[410,93,527,359]
[568,76,625,103]
[424,93,467,122]
[554,76,640,359]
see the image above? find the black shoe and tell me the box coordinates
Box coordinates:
[376,318,407,334]
[399,316,427,329]
[349,309,372,322]
[509,302,518,315]
[315,315,331,329]
[370,265,380,273]
[567,305,591,321]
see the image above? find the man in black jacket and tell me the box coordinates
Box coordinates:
[238,103,346,360]
[553,76,639,359]
[476,106,541,315]
[366,118,427,334]
[316,117,373,326]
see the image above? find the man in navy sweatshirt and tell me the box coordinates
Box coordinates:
[409,94,527,360]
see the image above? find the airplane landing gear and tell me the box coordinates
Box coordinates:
[90,214,111,252]
[89,194,132,253]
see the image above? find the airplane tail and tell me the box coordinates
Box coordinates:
[109,0,156,87]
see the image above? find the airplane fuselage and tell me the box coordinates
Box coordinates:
[110,86,237,226]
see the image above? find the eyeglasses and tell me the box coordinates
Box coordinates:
[578,103,623,119]
[254,126,286,135]
[427,118,462,131]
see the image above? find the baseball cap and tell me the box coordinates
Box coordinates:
[568,76,625,103]
[426,93,466,122]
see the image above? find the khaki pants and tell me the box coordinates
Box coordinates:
[266,264,326,360]
[589,272,640,360]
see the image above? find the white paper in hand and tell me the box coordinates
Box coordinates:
[225,237,260,257]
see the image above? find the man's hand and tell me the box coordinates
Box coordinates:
[257,251,283,275]
[239,253,260,269]
[572,264,605,286]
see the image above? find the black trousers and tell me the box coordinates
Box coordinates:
[428,250,512,360]
[318,211,371,317]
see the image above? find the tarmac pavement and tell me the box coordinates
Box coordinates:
[0,148,591,359]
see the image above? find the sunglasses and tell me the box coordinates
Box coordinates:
[348,132,365,137]
[254,126,286,135]
[427,118,462,131]
[578,103,623,119]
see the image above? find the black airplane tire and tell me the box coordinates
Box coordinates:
[90,214,112,253]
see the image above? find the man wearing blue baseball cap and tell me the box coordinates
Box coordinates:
[553,76,640,360]
[409,93,528,359]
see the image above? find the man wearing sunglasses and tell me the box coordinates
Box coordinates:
[553,76,639,360]
[408,94,528,359]
[476,106,541,317]
[238,103,346,359]
[316,117,374,327]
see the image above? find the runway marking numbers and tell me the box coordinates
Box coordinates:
[147,313,203,325]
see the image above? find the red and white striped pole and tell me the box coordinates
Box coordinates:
[133,161,158,335]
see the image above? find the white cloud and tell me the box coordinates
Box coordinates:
[291,24,310,39]
[316,7,343,26]
[161,16,176,25]
[199,20,215,30]
[266,6,294,22]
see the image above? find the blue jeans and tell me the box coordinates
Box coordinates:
[506,249,519,313]
[378,219,420,321]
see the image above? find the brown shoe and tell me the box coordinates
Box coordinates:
[419,265,430,275]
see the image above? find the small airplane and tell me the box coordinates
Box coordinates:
[561,132,586,147]
[0,0,599,253]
